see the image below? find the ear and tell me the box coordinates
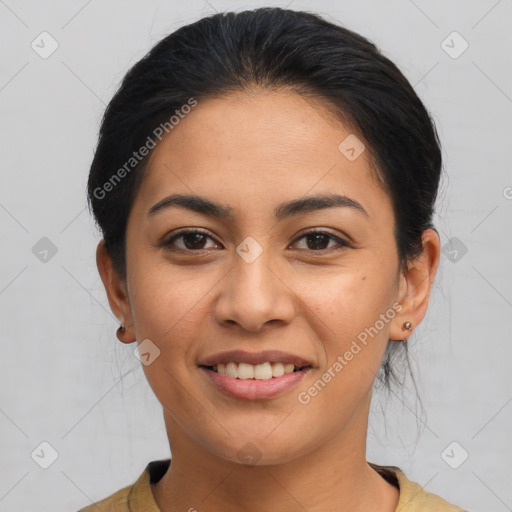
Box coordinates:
[96,240,135,343]
[389,228,441,340]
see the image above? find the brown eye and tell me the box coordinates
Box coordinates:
[291,230,351,252]
[163,229,221,252]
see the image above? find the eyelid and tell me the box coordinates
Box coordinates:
[160,227,352,253]
[290,228,352,250]
[162,227,220,247]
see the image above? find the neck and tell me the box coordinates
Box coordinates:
[152,398,399,512]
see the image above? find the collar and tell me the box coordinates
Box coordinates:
[127,458,447,511]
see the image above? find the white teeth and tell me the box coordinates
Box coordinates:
[210,361,302,380]
[271,362,285,377]
[226,362,238,378]
[237,362,254,379]
[254,362,273,380]
[284,363,294,374]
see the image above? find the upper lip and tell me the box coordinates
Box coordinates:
[198,350,313,368]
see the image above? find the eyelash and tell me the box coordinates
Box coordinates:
[161,228,351,253]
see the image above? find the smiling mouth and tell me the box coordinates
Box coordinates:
[200,362,312,380]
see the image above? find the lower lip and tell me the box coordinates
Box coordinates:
[199,366,311,400]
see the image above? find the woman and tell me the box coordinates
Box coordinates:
[79,7,465,511]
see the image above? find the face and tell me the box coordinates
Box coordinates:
[100,89,437,466]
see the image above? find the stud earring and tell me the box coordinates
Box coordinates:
[403,321,412,330]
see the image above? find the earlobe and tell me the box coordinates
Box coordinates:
[116,324,133,344]
[389,229,441,340]
[96,240,136,344]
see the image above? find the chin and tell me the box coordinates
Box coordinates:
[204,431,311,468]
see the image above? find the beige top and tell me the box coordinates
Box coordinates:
[77,459,467,511]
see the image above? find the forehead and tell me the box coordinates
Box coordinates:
[133,89,392,223]
[151,89,361,166]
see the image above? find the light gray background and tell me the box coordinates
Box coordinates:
[1,1,511,510]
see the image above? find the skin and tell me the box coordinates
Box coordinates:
[97,88,440,512]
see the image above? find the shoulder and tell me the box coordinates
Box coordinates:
[76,483,132,512]
[390,465,467,511]
[368,462,467,511]
[74,459,170,512]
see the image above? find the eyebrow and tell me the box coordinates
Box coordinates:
[147,193,368,220]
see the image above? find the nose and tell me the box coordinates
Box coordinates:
[213,248,296,332]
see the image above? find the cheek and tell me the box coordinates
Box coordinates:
[126,265,211,407]
[302,262,398,390]
[292,271,397,422]
[303,264,396,339]
[130,277,208,352]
